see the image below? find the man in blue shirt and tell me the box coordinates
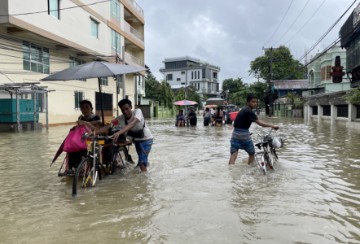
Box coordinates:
[229,94,279,165]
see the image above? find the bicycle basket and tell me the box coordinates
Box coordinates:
[271,137,283,148]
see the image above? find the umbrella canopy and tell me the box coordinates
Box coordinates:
[206,97,225,106]
[41,61,147,81]
[41,61,147,125]
[174,100,198,106]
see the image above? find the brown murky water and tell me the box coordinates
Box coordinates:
[0,118,359,243]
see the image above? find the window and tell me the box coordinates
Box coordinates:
[74,91,84,109]
[322,105,331,116]
[48,0,60,19]
[166,74,173,81]
[176,78,181,81]
[111,0,121,22]
[337,105,348,118]
[202,69,206,78]
[99,77,108,86]
[90,18,99,38]
[95,92,113,111]
[70,57,86,81]
[181,71,185,75]
[357,105,360,118]
[312,106,318,115]
[111,30,122,53]
[198,71,200,79]
[213,72,218,79]
[23,41,50,74]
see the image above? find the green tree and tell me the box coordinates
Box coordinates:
[145,74,174,108]
[174,87,201,107]
[249,46,305,80]
[344,88,360,105]
[222,78,245,93]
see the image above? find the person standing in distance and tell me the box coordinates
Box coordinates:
[229,94,279,165]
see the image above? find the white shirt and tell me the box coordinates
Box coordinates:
[116,108,153,141]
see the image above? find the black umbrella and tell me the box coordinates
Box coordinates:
[42,61,147,124]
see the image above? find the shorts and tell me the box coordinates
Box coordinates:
[134,139,153,167]
[230,138,255,155]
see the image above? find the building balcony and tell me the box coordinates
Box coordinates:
[124,51,144,67]
[201,88,219,95]
[124,21,144,43]
[137,84,145,95]
[122,0,144,21]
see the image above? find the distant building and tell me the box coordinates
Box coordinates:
[159,56,220,98]
[273,79,309,97]
[0,0,145,125]
[306,45,349,96]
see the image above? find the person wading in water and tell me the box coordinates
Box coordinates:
[229,94,279,165]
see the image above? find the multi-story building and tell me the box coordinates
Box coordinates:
[340,3,360,88]
[159,56,220,98]
[0,0,145,125]
[306,45,349,96]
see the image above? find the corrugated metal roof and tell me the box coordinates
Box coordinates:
[272,80,309,90]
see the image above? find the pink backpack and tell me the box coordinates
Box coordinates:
[63,125,91,153]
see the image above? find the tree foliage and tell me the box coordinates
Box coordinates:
[145,73,174,107]
[344,88,360,105]
[174,87,202,106]
[249,46,305,80]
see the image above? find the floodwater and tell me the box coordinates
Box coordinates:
[0,117,360,244]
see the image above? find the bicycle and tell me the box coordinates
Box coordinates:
[254,129,282,175]
[72,134,131,196]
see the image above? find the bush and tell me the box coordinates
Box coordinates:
[344,88,360,105]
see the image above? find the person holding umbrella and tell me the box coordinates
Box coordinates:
[94,99,153,172]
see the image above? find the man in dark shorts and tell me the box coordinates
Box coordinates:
[229,94,279,165]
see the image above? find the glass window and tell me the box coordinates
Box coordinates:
[99,77,108,86]
[91,18,99,38]
[166,74,173,81]
[111,0,121,22]
[74,91,84,109]
[22,41,50,74]
[111,29,121,53]
[49,0,59,19]
[356,105,360,118]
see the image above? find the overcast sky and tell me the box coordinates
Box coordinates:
[136,0,356,83]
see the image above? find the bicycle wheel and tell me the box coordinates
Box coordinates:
[260,154,267,175]
[110,146,128,174]
[271,148,278,163]
[72,157,98,196]
[264,151,274,170]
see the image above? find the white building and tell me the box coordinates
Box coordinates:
[0,0,145,125]
[159,56,220,98]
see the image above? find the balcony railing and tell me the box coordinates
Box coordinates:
[124,21,144,42]
[124,52,144,67]
[123,0,144,17]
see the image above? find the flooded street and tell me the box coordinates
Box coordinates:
[0,118,360,243]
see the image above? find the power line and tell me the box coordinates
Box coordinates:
[273,0,311,46]
[298,0,358,62]
[0,0,111,17]
[263,0,295,47]
[285,0,328,45]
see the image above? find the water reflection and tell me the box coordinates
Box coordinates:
[0,118,359,243]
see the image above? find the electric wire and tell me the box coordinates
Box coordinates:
[273,0,311,46]
[285,0,327,45]
[298,0,358,62]
[263,0,295,47]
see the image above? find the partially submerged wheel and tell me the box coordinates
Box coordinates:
[72,157,97,196]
